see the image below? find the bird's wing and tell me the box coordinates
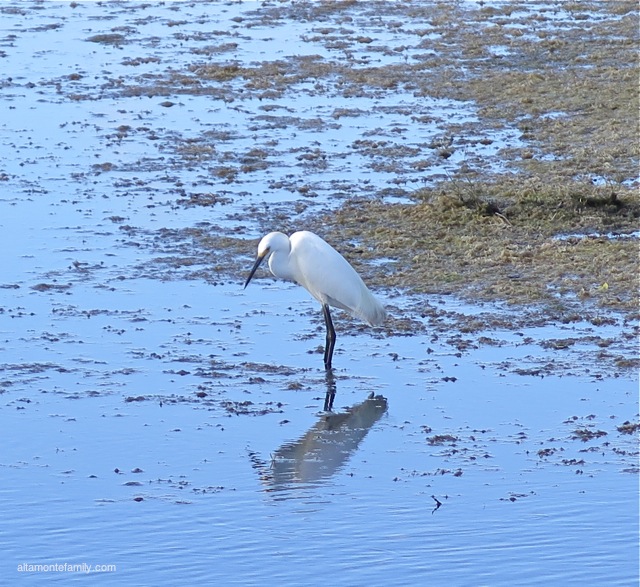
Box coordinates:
[290,232,385,325]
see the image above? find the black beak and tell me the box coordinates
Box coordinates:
[244,253,267,289]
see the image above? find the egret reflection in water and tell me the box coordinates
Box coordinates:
[250,372,388,493]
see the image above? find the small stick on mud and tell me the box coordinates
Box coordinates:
[494,212,512,226]
[431,495,443,514]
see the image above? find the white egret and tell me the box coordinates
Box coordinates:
[244,231,387,370]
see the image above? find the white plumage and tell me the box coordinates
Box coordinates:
[244,231,386,369]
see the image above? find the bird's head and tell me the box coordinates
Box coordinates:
[243,232,289,289]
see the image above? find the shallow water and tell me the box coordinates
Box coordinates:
[0,1,637,585]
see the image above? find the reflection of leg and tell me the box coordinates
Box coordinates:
[322,304,336,370]
[323,369,337,411]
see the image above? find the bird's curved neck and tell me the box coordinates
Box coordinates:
[268,247,295,282]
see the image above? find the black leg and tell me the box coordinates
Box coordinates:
[322,303,336,370]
